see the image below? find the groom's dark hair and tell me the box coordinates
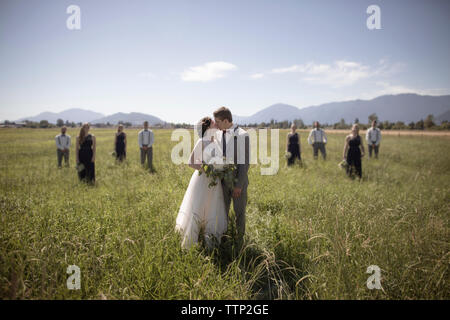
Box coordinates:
[213,106,232,123]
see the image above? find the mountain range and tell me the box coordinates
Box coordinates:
[13,93,450,125]
[17,109,165,125]
[90,112,165,126]
[18,108,104,124]
[234,94,450,125]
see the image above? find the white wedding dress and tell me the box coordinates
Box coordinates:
[175,136,227,249]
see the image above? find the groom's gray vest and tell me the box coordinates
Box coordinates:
[224,126,250,189]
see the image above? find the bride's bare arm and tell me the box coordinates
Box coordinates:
[188,142,202,171]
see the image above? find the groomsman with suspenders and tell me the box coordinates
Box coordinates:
[366,120,382,159]
[138,121,155,172]
[55,126,71,168]
[308,121,327,160]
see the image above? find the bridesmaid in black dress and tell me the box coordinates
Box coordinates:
[114,125,127,162]
[343,124,365,179]
[286,123,301,166]
[76,123,96,184]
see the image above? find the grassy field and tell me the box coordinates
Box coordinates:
[0,128,449,299]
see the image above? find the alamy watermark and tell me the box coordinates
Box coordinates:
[66,5,81,30]
[366,5,381,30]
[366,265,382,290]
[67,265,81,290]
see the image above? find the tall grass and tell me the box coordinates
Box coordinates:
[0,128,448,299]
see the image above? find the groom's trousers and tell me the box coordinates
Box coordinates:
[222,181,248,241]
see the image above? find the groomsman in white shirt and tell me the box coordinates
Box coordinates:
[55,126,71,168]
[366,120,381,159]
[307,121,327,160]
[138,121,155,172]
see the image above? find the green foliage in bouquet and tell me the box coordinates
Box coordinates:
[199,162,238,189]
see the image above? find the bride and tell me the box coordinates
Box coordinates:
[175,117,227,249]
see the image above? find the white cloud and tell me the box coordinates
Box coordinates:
[267,60,408,88]
[250,73,264,79]
[181,61,237,82]
[271,65,305,73]
[270,60,371,87]
[373,59,406,77]
[370,82,450,96]
[340,82,450,101]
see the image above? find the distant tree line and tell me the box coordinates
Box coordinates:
[331,113,450,130]
[169,122,194,129]
[0,119,78,128]
[2,113,449,130]
[243,119,307,129]
[1,119,170,129]
[240,113,450,130]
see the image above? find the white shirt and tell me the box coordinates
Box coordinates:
[215,124,249,164]
[215,125,238,156]
[55,134,71,150]
[308,128,327,145]
[366,127,381,146]
[138,129,154,148]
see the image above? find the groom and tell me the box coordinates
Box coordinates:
[213,106,250,246]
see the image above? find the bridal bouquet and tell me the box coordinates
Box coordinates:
[285,151,292,159]
[338,159,348,170]
[76,162,85,172]
[199,156,237,189]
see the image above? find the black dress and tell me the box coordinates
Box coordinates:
[346,135,362,178]
[78,134,95,183]
[287,132,301,166]
[115,132,126,161]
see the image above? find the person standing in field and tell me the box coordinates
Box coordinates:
[343,124,365,179]
[366,120,381,159]
[138,121,155,172]
[175,117,227,250]
[76,123,96,184]
[308,121,327,160]
[286,123,301,166]
[55,126,71,168]
[214,106,250,248]
[114,124,127,162]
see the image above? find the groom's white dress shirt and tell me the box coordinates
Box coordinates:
[216,124,238,157]
[215,124,250,188]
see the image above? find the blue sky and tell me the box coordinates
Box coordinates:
[1,0,449,123]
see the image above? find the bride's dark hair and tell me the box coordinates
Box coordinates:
[198,116,212,137]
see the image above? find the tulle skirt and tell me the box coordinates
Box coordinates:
[175,170,227,249]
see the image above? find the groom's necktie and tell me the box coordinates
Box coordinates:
[222,130,227,157]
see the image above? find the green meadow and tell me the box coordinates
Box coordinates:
[0,128,448,299]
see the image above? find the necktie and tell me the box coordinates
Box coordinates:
[222,130,227,157]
